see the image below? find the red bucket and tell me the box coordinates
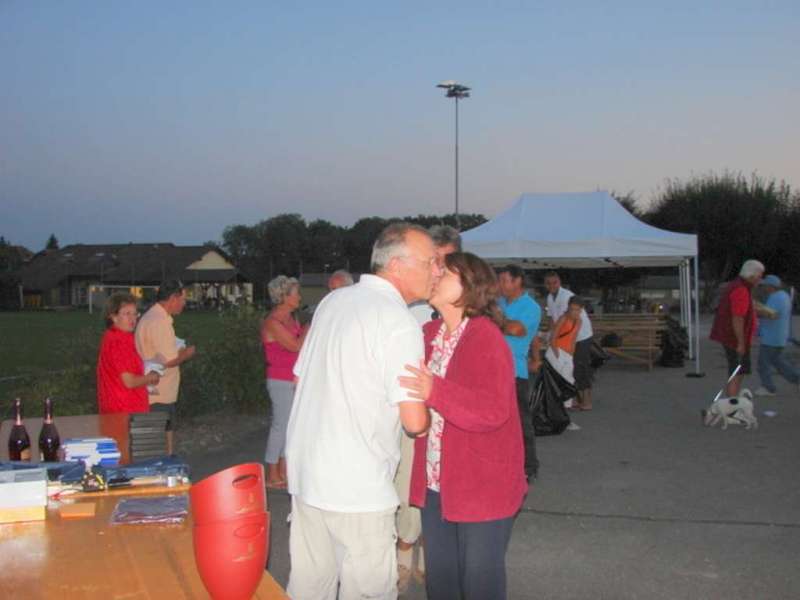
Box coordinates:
[191,463,266,525]
[193,511,270,600]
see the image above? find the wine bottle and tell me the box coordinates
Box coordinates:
[38,397,61,462]
[8,398,31,461]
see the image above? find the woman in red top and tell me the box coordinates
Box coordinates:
[261,275,308,489]
[96,293,160,414]
[399,252,526,600]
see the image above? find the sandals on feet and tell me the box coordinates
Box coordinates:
[265,479,287,490]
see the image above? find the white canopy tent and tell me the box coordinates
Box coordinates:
[462,192,702,373]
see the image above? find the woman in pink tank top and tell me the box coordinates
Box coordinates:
[261,275,308,489]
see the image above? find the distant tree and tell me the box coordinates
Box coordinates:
[306,220,346,272]
[261,214,309,277]
[344,217,389,273]
[772,192,800,284]
[221,225,257,266]
[611,190,642,218]
[403,213,487,232]
[403,214,444,229]
[217,211,490,282]
[643,172,792,305]
[0,237,10,272]
[444,213,488,232]
[45,234,59,250]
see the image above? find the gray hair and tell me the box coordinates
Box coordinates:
[370,222,430,273]
[739,259,765,279]
[429,225,462,251]
[329,270,354,286]
[268,275,299,305]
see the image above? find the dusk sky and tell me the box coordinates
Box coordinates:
[2,2,798,251]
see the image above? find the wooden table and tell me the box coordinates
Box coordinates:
[1,413,131,464]
[1,415,287,597]
[0,490,286,599]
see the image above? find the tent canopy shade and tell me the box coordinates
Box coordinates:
[461,191,702,374]
[461,191,697,269]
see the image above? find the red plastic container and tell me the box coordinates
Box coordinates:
[193,511,270,600]
[191,463,266,524]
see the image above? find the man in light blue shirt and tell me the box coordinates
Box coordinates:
[498,265,541,480]
[755,274,800,396]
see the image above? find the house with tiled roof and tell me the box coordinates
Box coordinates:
[16,243,251,309]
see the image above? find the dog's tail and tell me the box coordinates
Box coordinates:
[740,389,754,400]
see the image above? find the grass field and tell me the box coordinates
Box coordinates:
[0,310,242,411]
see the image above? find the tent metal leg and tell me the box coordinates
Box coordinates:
[678,261,687,328]
[685,259,694,360]
[686,255,705,377]
[694,255,702,374]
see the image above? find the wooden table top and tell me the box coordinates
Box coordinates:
[0,489,286,599]
[1,413,131,464]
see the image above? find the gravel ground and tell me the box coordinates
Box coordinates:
[183,317,800,599]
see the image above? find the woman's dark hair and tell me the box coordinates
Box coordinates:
[568,295,585,308]
[444,252,504,326]
[104,292,138,328]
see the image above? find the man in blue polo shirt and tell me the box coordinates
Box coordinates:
[498,265,541,480]
[755,274,800,396]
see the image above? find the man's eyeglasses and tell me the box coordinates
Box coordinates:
[401,255,438,268]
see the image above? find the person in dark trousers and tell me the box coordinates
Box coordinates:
[497,264,541,480]
[754,274,800,396]
[710,259,765,397]
[401,252,527,600]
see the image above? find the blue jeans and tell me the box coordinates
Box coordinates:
[421,489,515,600]
[757,345,800,393]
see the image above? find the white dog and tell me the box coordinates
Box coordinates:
[702,388,759,430]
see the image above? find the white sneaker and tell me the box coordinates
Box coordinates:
[754,387,776,397]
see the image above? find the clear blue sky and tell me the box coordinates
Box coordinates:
[2,1,798,250]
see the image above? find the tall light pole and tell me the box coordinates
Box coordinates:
[437,80,470,228]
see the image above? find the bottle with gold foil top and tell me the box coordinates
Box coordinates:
[8,398,31,461]
[38,397,61,462]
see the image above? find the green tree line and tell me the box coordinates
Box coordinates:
[216,213,487,298]
[635,172,800,304]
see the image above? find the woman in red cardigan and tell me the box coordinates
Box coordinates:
[399,252,527,600]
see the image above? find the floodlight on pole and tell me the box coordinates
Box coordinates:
[437,80,470,228]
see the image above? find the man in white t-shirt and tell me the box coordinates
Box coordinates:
[285,223,441,600]
[544,271,595,410]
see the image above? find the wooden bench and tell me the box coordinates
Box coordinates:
[591,314,668,370]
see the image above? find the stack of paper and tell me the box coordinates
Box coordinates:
[62,437,121,467]
[0,467,48,523]
[129,413,169,461]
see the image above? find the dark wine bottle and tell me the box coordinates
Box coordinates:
[8,398,31,461]
[38,397,61,462]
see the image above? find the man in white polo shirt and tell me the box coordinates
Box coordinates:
[285,223,441,600]
[545,271,595,410]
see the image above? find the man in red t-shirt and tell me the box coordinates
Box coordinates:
[710,259,765,396]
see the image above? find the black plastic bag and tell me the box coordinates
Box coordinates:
[529,360,575,436]
[589,339,610,369]
[601,332,623,348]
[658,316,688,368]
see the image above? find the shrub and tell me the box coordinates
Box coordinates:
[9,307,269,419]
[178,306,268,417]
[10,325,100,416]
